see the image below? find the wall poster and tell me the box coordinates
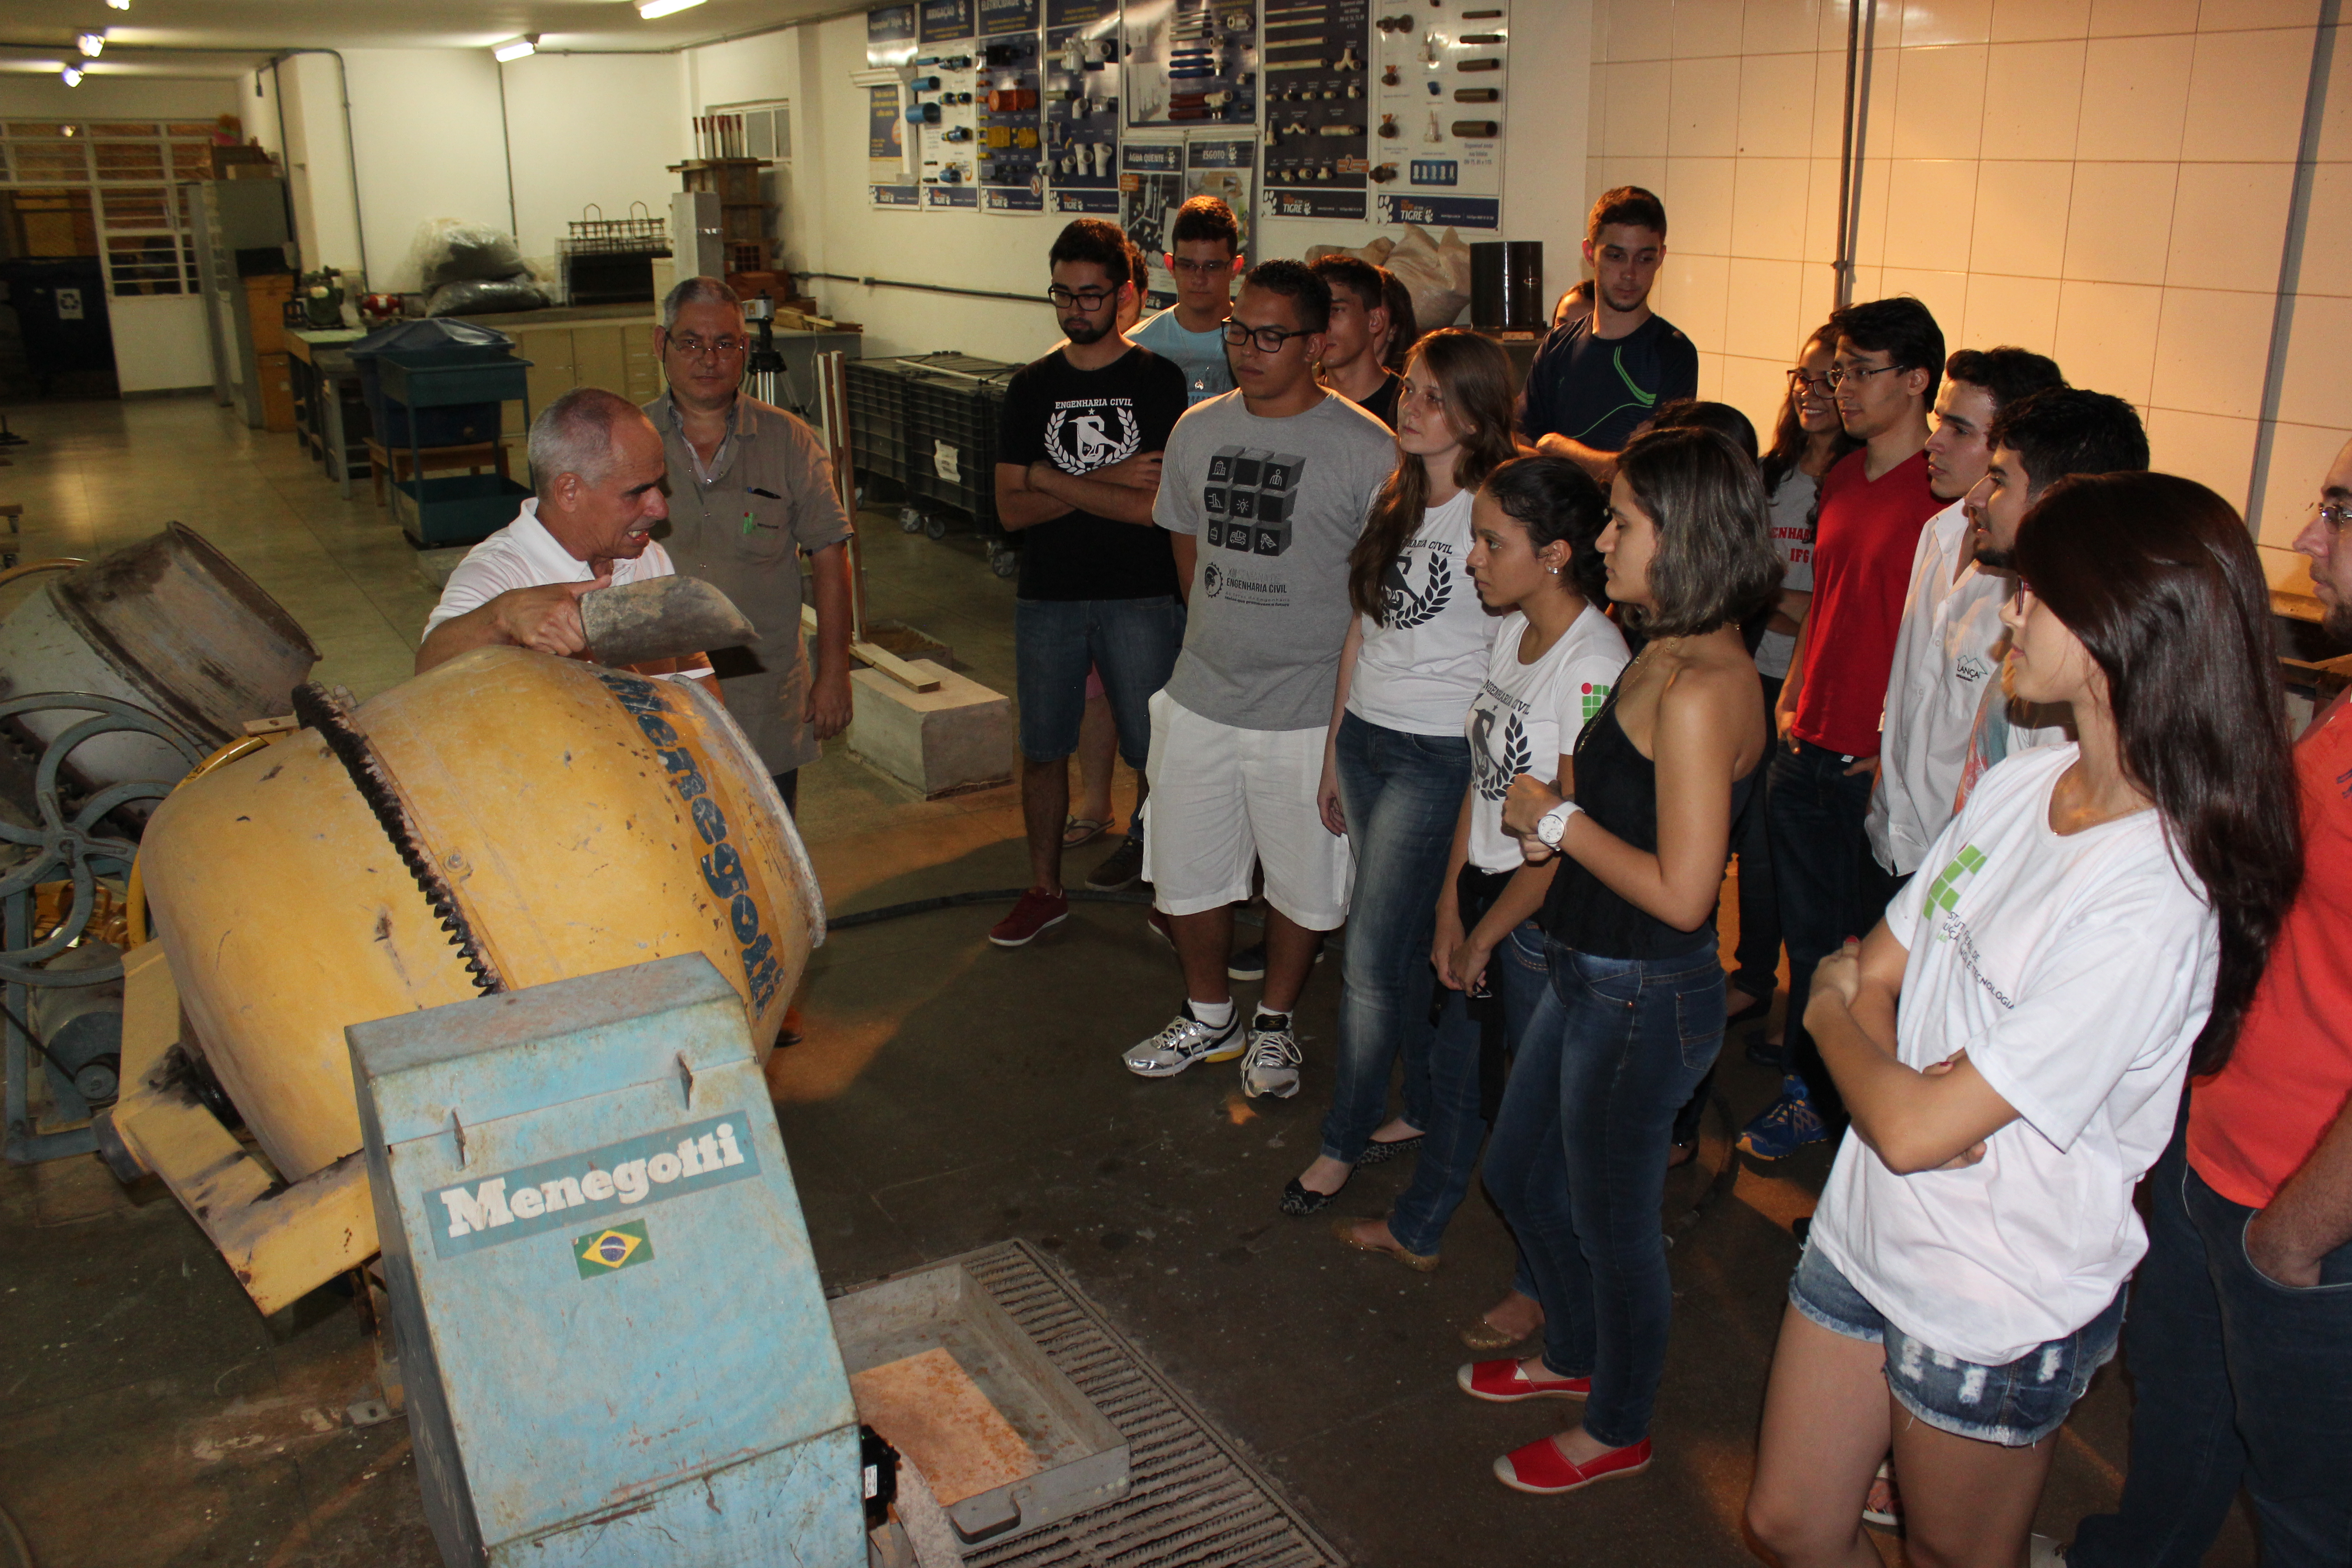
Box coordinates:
[867,5,918,68]
[1261,0,1369,221]
[915,0,980,208]
[1121,0,1256,129]
[1370,0,1506,230]
[1186,134,1255,258]
[868,81,921,207]
[1044,0,1120,216]
[976,0,1045,212]
[1119,132,1187,305]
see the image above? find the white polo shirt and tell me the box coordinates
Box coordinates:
[1865,499,2009,877]
[424,498,683,643]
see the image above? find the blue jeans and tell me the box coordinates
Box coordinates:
[2069,1116,2352,1568]
[1317,713,1470,1163]
[1387,919,1549,1257]
[1014,595,1185,764]
[1764,737,1893,1119]
[1483,939,1725,1447]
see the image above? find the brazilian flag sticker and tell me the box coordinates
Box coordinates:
[574,1219,654,1279]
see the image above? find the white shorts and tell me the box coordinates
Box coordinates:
[1143,690,1353,930]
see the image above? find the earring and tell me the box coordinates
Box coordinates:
[1545,565,1559,574]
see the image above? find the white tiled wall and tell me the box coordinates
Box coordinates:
[1585,0,2348,570]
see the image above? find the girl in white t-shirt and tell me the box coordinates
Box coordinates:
[1280,330,1522,1218]
[1747,473,2303,1567]
[1332,457,1627,1280]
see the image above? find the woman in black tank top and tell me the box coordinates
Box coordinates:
[1463,426,1780,1497]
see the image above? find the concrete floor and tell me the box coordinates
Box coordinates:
[0,395,2259,1566]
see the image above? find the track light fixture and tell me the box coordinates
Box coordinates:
[494,34,538,62]
[637,0,707,17]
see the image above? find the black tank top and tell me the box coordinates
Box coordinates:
[1539,680,1759,960]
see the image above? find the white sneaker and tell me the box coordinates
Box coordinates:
[1240,1015,1302,1099]
[1123,1005,1243,1078]
[2029,1535,2065,1567]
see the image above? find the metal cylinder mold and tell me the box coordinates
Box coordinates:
[1469,240,1546,332]
[137,647,823,1184]
[0,525,318,802]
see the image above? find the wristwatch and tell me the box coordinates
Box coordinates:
[1535,800,1582,848]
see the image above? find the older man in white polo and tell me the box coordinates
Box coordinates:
[417,387,707,679]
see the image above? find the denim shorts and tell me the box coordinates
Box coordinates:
[1788,1241,2125,1446]
[1013,595,1184,764]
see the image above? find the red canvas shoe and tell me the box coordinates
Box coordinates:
[989,889,1069,948]
[1493,1436,1652,1495]
[1456,1359,1592,1403]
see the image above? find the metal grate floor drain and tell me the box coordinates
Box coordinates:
[902,1240,1348,1568]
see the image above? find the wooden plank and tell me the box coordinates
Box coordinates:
[804,603,941,692]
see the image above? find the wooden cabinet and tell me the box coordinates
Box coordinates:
[495,316,664,436]
[255,350,295,432]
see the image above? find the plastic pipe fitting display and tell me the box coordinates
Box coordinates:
[1262,0,1370,204]
[1128,0,1256,125]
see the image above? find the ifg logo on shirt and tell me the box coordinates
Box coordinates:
[1921,843,1988,939]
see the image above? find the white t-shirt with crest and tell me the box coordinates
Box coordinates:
[1347,490,1500,736]
[1463,603,1630,872]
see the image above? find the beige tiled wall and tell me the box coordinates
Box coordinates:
[1585,0,2347,573]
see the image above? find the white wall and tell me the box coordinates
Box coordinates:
[500,53,687,278]
[270,54,366,280]
[682,29,807,272]
[338,48,511,292]
[111,295,213,392]
[1587,0,2351,582]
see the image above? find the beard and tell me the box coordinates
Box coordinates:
[1975,544,2015,571]
[1063,314,1108,345]
[2325,597,2352,644]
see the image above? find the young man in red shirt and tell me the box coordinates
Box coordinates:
[2066,438,2352,1566]
[1740,297,1945,1158]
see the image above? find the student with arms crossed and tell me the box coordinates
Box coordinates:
[1327,456,1626,1278]
[986,220,1189,948]
[1745,472,2301,1568]
[1515,187,1698,484]
[1471,427,1780,1495]
[2067,437,2352,1568]
[1123,260,1399,1096]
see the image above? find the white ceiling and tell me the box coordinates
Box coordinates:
[0,0,854,76]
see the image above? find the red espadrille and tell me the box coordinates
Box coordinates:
[1493,1436,1652,1495]
[1456,1358,1592,1403]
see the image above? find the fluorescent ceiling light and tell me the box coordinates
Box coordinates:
[105,0,128,9]
[77,33,105,54]
[493,35,536,61]
[62,65,83,85]
[637,0,706,17]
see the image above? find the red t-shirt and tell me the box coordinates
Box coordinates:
[1790,447,1939,757]
[2189,696,2352,1208]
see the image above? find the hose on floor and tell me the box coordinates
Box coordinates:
[829,886,1213,931]
[0,1496,35,1568]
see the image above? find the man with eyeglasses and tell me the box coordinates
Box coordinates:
[2066,435,2352,1568]
[1742,296,1947,1161]
[1132,196,1245,406]
[986,220,1190,949]
[1122,259,1397,1100]
[642,275,854,823]
[1515,186,1696,483]
[1863,347,2063,893]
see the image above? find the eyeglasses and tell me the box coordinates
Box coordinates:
[1823,362,1902,390]
[666,333,746,359]
[1167,257,1230,279]
[1047,284,1116,309]
[2316,500,2352,533]
[1222,319,1314,353]
[1786,369,1834,397]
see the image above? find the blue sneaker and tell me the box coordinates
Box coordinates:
[1738,1076,1828,1160]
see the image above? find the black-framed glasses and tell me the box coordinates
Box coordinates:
[1824,361,1902,390]
[1222,319,1313,353]
[666,333,746,358]
[1786,368,1834,397]
[1047,284,1116,309]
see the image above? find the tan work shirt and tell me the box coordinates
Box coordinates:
[645,390,853,774]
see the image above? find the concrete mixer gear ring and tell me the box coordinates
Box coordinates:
[0,691,201,988]
[289,682,506,997]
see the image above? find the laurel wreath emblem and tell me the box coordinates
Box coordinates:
[1045,404,1143,474]
[1380,546,1452,631]
[1470,706,1534,802]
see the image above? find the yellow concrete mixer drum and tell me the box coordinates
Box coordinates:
[137,647,823,1187]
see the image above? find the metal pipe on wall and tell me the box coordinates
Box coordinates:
[1833,0,1877,313]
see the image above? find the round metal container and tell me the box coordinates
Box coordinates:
[0,524,318,799]
[1468,240,1547,332]
[138,647,823,1182]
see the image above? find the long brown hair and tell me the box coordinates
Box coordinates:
[1347,328,1518,620]
[1759,323,1858,512]
[2013,472,2301,1076]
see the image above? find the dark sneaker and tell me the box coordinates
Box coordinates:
[988,888,1069,948]
[1087,833,1146,891]
[1737,1075,1829,1159]
[1227,941,1268,981]
[1123,1003,1244,1077]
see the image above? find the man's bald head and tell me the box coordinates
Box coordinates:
[529,387,669,565]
